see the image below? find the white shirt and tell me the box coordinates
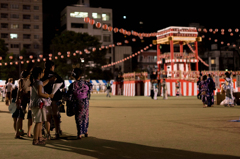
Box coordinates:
[6,83,13,92]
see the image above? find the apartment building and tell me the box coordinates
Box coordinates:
[0,0,43,55]
[60,0,113,70]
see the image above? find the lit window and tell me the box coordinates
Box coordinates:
[211,59,215,64]
[10,33,18,39]
[11,24,19,29]
[92,13,101,19]
[102,13,110,21]
[70,12,88,18]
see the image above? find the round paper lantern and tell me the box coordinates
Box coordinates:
[0,57,2,60]
[10,62,12,65]
[37,59,40,62]
[67,55,70,57]
[0,63,2,66]
[32,60,35,63]
[73,53,76,56]
[144,48,147,50]
[209,38,211,40]
[26,60,29,63]
[221,41,224,44]
[202,35,205,38]
[49,57,52,60]
[55,56,58,59]
[235,28,239,32]
[9,56,13,60]
[39,55,43,58]
[112,44,115,47]
[221,32,224,35]
[114,28,119,33]
[124,40,129,43]
[215,29,218,32]
[138,51,140,54]
[49,54,52,57]
[99,48,102,51]
[58,52,61,55]
[213,31,216,34]
[43,58,46,61]
[117,42,122,45]
[119,28,124,33]
[209,29,213,32]
[198,28,201,32]
[227,43,230,46]
[141,49,143,52]
[149,44,153,47]
[15,62,18,65]
[123,30,127,35]
[19,56,23,60]
[21,61,24,64]
[230,33,233,36]
[89,19,95,25]
[105,46,109,49]
[233,44,236,47]
[108,26,113,32]
[61,55,64,58]
[4,63,7,66]
[127,31,131,36]
[215,39,217,42]
[84,17,90,23]
[102,24,108,30]
[67,51,70,55]
[221,29,224,32]
[95,22,101,28]
[79,51,82,54]
[92,48,96,52]
[135,53,137,55]
[146,46,149,49]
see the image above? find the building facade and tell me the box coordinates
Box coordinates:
[137,50,157,72]
[60,0,113,70]
[0,0,43,55]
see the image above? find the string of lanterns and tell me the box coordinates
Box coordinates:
[101,44,153,68]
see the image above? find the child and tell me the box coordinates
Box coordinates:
[29,67,54,145]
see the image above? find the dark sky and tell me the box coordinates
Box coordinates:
[43,0,240,53]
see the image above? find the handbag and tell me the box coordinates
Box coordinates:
[33,85,52,108]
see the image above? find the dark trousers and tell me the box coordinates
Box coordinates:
[207,92,214,107]
[150,90,154,99]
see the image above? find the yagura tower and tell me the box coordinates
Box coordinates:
[156,26,202,78]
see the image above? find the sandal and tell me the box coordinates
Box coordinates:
[38,137,47,141]
[32,139,45,145]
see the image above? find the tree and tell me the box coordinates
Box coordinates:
[0,53,19,80]
[50,31,107,79]
[0,39,8,58]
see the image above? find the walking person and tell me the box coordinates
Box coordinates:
[5,78,13,106]
[176,80,180,97]
[200,75,209,108]
[197,77,202,100]
[106,81,111,97]
[1,85,6,102]
[67,68,92,139]
[29,67,54,145]
[150,80,154,99]
[41,60,64,140]
[220,72,235,107]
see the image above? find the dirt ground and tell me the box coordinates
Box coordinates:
[0,94,240,159]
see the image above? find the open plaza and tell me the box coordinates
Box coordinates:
[0,94,240,159]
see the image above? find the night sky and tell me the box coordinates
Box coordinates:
[43,0,240,53]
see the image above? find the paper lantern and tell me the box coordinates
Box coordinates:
[112,44,115,47]
[105,46,108,49]
[235,28,239,32]
[37,59,40,62]
[233,44,236,47]
[221,32,224,35]
[96,22,101,28]
[209,38,211,40]
[0,57,2,60]
[67,55,70,57]
[21,61,24,64]
[19,56,23,60]
[84,17,90,23]
[215,39,217,42]
[230,33,233,36]
[29,55,33,59]
[119,28,124,33]
[49,57,52,60]
[15,62,18,65]
[108,26,113,32]
[101,46,105,49]
[114,28,118,33]
[227,43,230,46]
[73,53,76,56]
[99,48,102,51]
[213,31,216,34]
[58,52,61,55]
[135,53,137,55]
[92,48,96,52]
[124,40,129,44]
[49,54,52,57]
[150,44,152,47]
[39,55,43,58]
[4,63,7,66]
[89,19,95,25]
[32,60,35,63]
[132,38,136,42]
[79,51,82,55]
[117,42,122,45]
[9,56,13,59]
[228,29,232,32]
[215,29,218,32]
[43,58,46,61]
[123,30,127,35]
[141,49,143,52]
[209,29,213,32]
[127,31,131,36]
[102,24,108,30]
[0,63,2,66]
[10,62,13,65]
[26,60,29,63]
[61,55,64,58]
[55,56,58,59]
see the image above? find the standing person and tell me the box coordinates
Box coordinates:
[5,78,13,106]
[15,70,32,138]
[67,68,92,139]
[197,77,202,99]
[200,75,209,108]
[150,80,154,99]
[86,80,91,100]
[1,85,6,102]
[153,80,158,100]
[207,74,216,107]
[106,81,111,97]
[96,84,100,94]
[41,60,64,140]
[162,79,168,99]
[221,72,235,107]
[29,67,54,145]
[176,80,180,97]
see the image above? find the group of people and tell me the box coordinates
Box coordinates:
[150,79,168,100]
[3,60,92,146]
[197,72,236,108]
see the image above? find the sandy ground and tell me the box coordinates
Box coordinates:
[0,94,240,159]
